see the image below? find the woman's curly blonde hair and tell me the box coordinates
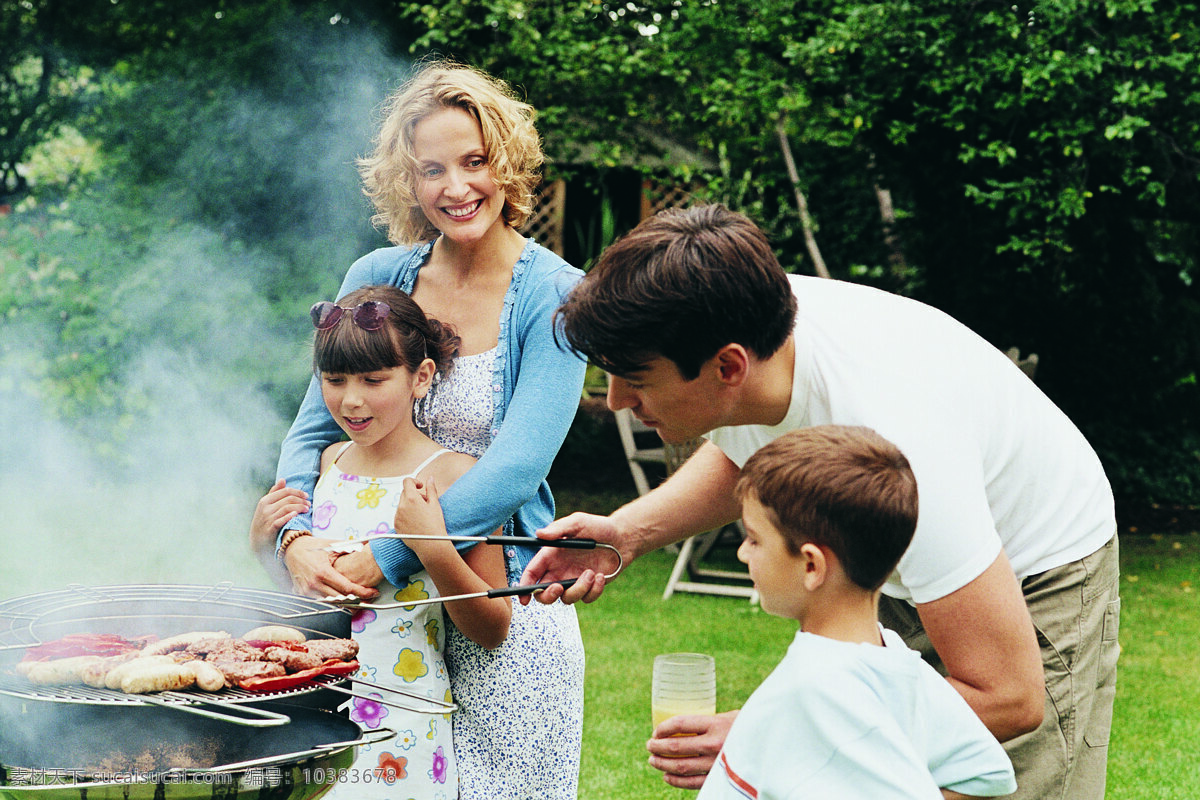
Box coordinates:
[358,59,544,245]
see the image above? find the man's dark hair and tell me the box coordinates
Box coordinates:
[556,204,797,379]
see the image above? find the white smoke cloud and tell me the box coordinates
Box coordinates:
[0,20,402,601]
[0,245,302,598]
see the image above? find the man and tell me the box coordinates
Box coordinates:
[524,204,1119,799]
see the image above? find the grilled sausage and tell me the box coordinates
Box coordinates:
[242,625,306,643]
[104,655,177,690]
[80,653,140,687]
[120,661,197,694]
[25,656,104,685]
[183,659,226,692]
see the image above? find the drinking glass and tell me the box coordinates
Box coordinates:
[651,652,716,729]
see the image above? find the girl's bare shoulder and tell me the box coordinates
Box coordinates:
[319,440,350,472]
[427,449,477,487]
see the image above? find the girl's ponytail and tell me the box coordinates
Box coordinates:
[423,316,461,378]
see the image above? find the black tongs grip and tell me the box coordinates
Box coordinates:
[320,534,621,610]
[485,578,579,598]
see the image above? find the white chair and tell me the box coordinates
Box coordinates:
[1005,346,1039,380]
[612,407,667,497]
[611,402,756,602]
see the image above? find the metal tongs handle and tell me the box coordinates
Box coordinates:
[320,675,458,715]
[471,534,599,549]
[137,692,294,727]
[483,579,578,598]
[328,533,610,550]
[323,535,622,610]
[324,582,580,610]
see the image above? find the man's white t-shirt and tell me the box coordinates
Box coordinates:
[708,276,1115,603]
[697,628,1018,800]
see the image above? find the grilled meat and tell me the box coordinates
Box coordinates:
[305,638,359,662]
[211,660,286,684]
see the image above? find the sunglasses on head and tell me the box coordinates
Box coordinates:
[310,300,391,331]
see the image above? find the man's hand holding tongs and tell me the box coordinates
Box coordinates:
[520,512,628,606]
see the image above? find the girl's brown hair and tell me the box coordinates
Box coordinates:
[314,285,459,377]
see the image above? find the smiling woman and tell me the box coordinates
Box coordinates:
[412,107,505,244]
[251,58,589,800]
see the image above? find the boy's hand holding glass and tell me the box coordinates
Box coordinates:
[646,710,738,790]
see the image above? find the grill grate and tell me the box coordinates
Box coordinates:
[0,583,347,649]
[0,670,349,706]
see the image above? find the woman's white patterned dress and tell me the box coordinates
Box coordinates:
[421,347,586,800]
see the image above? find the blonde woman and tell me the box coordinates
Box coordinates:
[254,60,586,799]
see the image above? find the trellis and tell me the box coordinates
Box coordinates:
[640,179,703,220]
[520,178,566,256]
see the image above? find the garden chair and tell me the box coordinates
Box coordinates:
[611,401,757,602]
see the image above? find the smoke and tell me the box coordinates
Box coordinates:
[0,17,403,601]
[0,236,299,596]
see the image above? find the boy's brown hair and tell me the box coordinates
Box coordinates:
[735,426,919,591]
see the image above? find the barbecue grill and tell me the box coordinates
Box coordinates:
[0,583,357,726]
[0,584,439,800]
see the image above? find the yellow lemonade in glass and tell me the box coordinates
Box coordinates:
[652,696,717,729]
[651,652,716,737]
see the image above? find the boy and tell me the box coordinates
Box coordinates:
[697,425,1016,800]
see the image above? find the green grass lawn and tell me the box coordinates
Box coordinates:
[1106,532,1200,798]
[576,546,794,798]
[559,484,1200,800]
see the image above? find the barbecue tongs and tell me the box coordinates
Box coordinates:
[321,534,623,610]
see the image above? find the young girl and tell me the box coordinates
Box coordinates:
[260,284,511,800]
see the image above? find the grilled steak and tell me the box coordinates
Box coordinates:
[305,638,359,662]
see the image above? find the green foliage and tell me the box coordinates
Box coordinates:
[3,0,1199,504]
[383,0,1200,505]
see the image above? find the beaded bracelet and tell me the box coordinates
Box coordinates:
[276,529,313,561]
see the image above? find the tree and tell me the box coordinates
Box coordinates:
[386,0,1200,503]
[4,0,1198,503]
